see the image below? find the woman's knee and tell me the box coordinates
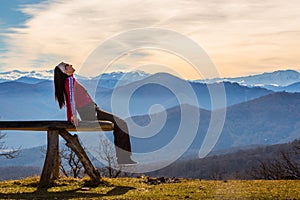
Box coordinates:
[113,117,128,131]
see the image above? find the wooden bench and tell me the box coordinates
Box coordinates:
[0,120,114,188]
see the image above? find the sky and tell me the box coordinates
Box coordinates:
[0,0,300,79]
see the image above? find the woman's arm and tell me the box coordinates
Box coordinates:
[65,76,79,126]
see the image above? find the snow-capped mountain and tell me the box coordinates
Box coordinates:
[1,69,299,92]
[89,71,150,89]
[230,70,300,87]
[0,70,54,83]
[0,69,150,87]
[95,71,149,81]
[196,70,300,88]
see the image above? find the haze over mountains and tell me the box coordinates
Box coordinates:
[197,69,300,92]
[129,92,300,157]
[1,69,300,89]
[0,69,299,166]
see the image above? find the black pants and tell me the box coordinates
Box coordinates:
[77,102,132,161]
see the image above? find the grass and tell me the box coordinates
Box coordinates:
[0,176,299,199]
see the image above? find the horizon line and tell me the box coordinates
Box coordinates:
[0,68,299,81]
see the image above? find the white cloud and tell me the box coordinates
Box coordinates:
[1,0,300,77]
[3,0,183,70]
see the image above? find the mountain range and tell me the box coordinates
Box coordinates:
[128,92,300,158]
[197,69,300,88]
[0,69,150,88]
[0,69,299,91]
[0,69,299,165]
[95,72,274,115]
[0,70,279,120]
[1,91,300,172]
[0,70,53,83]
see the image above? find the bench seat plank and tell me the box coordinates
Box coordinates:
[0,120,114,131]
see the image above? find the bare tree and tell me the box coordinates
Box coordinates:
[59,145,85,178]
[0,132,20,159]
[251,140,300,180]
[96,135,123,178]
[293,140,300,154]
[41,143,85,178]
[280,150,300,179]
[209,163,225,180]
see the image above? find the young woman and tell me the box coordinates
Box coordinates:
[54,62,136,165]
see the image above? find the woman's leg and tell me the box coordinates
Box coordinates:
[95,105,134,164]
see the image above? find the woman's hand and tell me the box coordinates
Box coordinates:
[71,115,80,126]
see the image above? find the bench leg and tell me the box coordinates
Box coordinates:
[39,129,60,188]
[58,129,101,184]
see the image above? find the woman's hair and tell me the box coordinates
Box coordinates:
[54,65,68,109]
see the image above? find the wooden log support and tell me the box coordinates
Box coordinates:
[58,129,101,184]
[39,129,59,188]
[0,120,114,188]
[52,143,61,180]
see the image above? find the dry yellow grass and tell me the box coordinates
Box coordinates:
[0,177,299,199]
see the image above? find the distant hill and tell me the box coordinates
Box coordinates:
[0,166,41,181]
[15,77,45,84]
[264,82,300,93]
[218,92,300,146]
[0,80,62,120]
[0,146,45,168]
[0,146,44,180]
[147,139,300,179]
[96,72,273,115]
[1,139,299,181]
[129,92,300,158]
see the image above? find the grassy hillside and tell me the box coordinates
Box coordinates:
[0,177,299,199]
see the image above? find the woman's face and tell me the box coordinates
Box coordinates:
[65,63,75,76]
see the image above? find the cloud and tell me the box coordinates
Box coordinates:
[1,0,300,77]
[2,0,180,69]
